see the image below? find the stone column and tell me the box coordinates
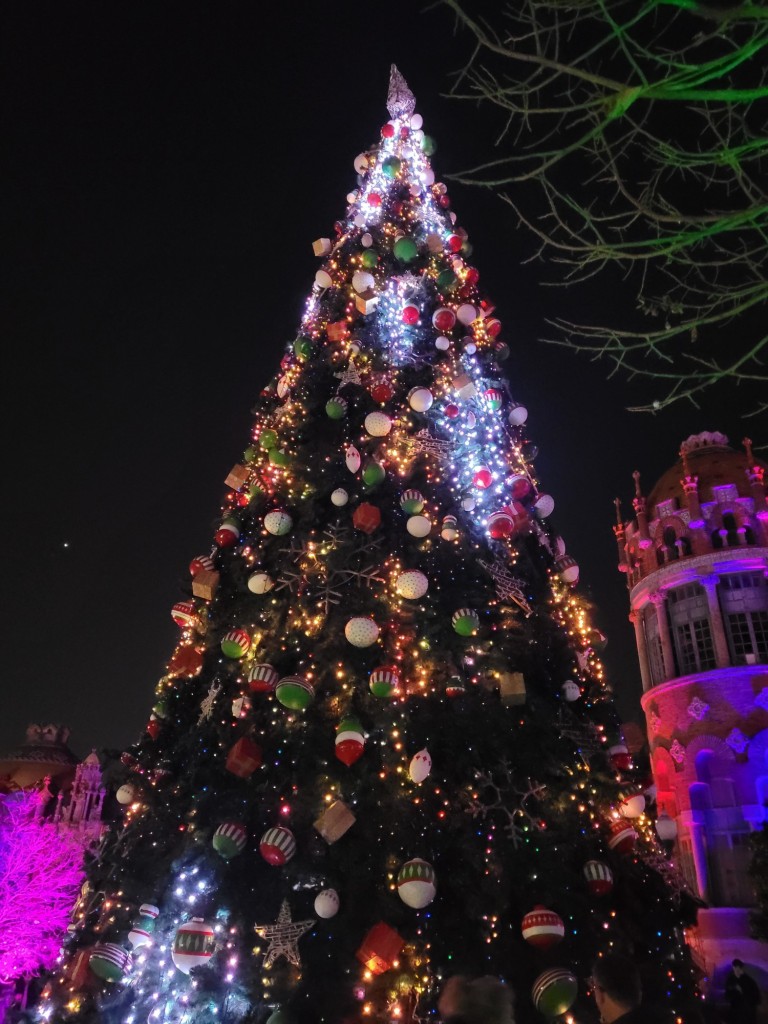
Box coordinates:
[630,608,653,692]
[650,592,675,682]
[698,575,730,669]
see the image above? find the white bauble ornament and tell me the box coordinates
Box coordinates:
[353,213,366,228]
[554,536,567,558]
[264,510,293,536]
[408,387,434,412]
[116,784,137,805]
[171,918,216,975]
[315,269,333,289]
[421,166,435,186]
[457,303,477,325]
[345,445,361,473]
[409,183,421,197]
[352,270,375,294]
[508,402,528,426]
[461,494,476,512]
[346,191,358,204]
[409,748,432,783]
[397,859,437,909]
[361,232,373,247]
[345,617,380,647]
[331,488,349,507]
[410,113,423,131]
[247,572,274,595]
[534,494,555,518]
[406,515,432,538]
[396,569,429,600]
[562,680,581,702]
[365,411,392,437]
[314,889,340,919]
[354,153,369,174]
[435,336,451,351]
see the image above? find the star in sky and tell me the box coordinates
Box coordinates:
[254,900,314,968]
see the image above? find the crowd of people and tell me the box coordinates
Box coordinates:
[438,954,763,1024]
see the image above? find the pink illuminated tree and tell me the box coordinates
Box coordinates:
[0,792,84,984]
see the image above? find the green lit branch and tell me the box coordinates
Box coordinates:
[440,0,768,412]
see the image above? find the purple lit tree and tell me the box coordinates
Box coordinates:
[0,792,84,988]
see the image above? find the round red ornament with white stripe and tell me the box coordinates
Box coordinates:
[432,307,456,332]
[248,663,279,693]
[259,825,297,866]
[189,555,214,577]
[221,628,251,659]
[583,860,613,896]
[607,818,638,854]
[171,918,216,974]
[171,601,197,628]
[521,906,565,950]
[213,821,248,860]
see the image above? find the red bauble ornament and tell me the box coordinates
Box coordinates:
[439,194,451,209]
[473,467,493,489]
[521,906,565,950]
[447,234,463,253]
[171,601,197,628]
[609,743,632,772]
[368,192,382,207]
[381,123,395,138]
[145,717,162,741]
[444,403,460,419]
[485,317,502,338]
[584,860,614,896]
[214,524,239,548]
[465,267,480,285]
[432,308,456,332]
[402,304,420,325]
[488,510,513,540]
[371,382,394,404]
[508,475,533,501]
[607,818,638,855]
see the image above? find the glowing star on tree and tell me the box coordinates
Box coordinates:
[254,900,315,968]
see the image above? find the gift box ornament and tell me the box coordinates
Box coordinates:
[312,237,332,257]
[225,736,262,778]
[499,671,526,706]
[355,288,379,315]
[327,320,349,343]
[314,799,355,843]
[192,569,220,601]
[355,922,404,975]
[225,464,250,490]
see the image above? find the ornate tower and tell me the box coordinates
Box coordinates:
[616,431,768,984]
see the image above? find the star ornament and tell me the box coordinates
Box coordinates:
[254,900,314,968]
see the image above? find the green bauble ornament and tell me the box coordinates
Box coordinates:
[436,269,458,292]
[362,460,386,488]
[361,249,378,269]
[269,448,290,467]
[382,156,402,179]
[152,700,168,720]
[294,336,312,360]
[267,1011,295,1024]
[326,396,348,420]
[260,429,278,450]
[421,135,436,155]
[243,445,258,463]
[393,237,418,263]
[452,608,480,637]
[531,968,578,1018]
[275,675,315,711]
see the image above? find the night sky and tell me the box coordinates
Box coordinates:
[1,2,757,759]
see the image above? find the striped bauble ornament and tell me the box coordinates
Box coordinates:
[89,944,132,982]
[583,860,613,896]
[221,628,251,659]
[397,858,436,909]
[213,821,248,860]
[259,826,296,866]
[531,968,578,1017]
[248,663,279,693]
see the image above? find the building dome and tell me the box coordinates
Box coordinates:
[0,723,79,791]
[647,432,765,513]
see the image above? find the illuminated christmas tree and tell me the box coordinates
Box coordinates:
[38,68,701,1024]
